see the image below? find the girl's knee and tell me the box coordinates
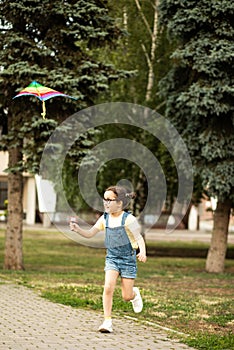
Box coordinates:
[104,284,115,296]
[122,290,134,302]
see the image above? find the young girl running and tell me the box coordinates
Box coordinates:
[69,185,147,333]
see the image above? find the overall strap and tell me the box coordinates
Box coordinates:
[121,211,129,226]
[104,212,109,227]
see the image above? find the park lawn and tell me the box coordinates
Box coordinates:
[0,228,233,350]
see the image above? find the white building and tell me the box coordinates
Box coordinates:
[0,151,37,224]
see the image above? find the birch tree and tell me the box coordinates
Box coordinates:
[135,0,159,102]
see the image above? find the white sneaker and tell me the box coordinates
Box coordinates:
[98,319,113,333]
[131,287,143,313]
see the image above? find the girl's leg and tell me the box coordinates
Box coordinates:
[121,278,135,301]
[103,270,119,317]
[121,278,143,313]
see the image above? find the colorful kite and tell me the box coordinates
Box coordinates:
[13,81,77,118]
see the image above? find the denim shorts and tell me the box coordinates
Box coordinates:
[105,251,137,279]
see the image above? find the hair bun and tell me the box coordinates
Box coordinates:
[125,192,136,199]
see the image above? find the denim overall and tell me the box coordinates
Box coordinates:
[104,212,137,278]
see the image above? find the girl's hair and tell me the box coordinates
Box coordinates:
[105,185,136,209]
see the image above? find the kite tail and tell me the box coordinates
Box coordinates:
[41,100,46,119]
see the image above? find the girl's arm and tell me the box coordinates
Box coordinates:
[126,215,147,262]
[137,236,147,263]
[69,222,100,238]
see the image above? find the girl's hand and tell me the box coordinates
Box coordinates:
[137,252,147,263]
[69,221,79,232]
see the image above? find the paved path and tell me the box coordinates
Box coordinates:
[0,283,196,350]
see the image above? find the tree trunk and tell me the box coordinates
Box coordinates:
[145,0,158,102]
[205,198,231,273]
[4,146,24,270]
[135,0,159,102]
[181,201,192,229]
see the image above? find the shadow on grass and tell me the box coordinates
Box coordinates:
[147,246,234,259]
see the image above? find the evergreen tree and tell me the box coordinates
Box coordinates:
[158,0,234,272]
[0,0,131,270]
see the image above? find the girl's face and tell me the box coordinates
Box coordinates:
[103,190,122,214]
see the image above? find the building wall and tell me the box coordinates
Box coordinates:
[0,151,36,224]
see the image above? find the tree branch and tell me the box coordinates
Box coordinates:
[134,0,152,38]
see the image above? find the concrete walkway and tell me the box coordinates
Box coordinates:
[0,282,196,350]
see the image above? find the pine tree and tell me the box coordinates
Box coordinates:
[0,0,131,269]
[158,0,234,272]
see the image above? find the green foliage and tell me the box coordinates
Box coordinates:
[43,285,103,309]
[99,0,173,108]
[0,0,132,173]
[158,0,234,203]
[89,1,180,212]
[183,333,234,350]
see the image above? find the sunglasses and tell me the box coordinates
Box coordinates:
[103,198,118,204]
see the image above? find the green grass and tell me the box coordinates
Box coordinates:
[0,228,234,350]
